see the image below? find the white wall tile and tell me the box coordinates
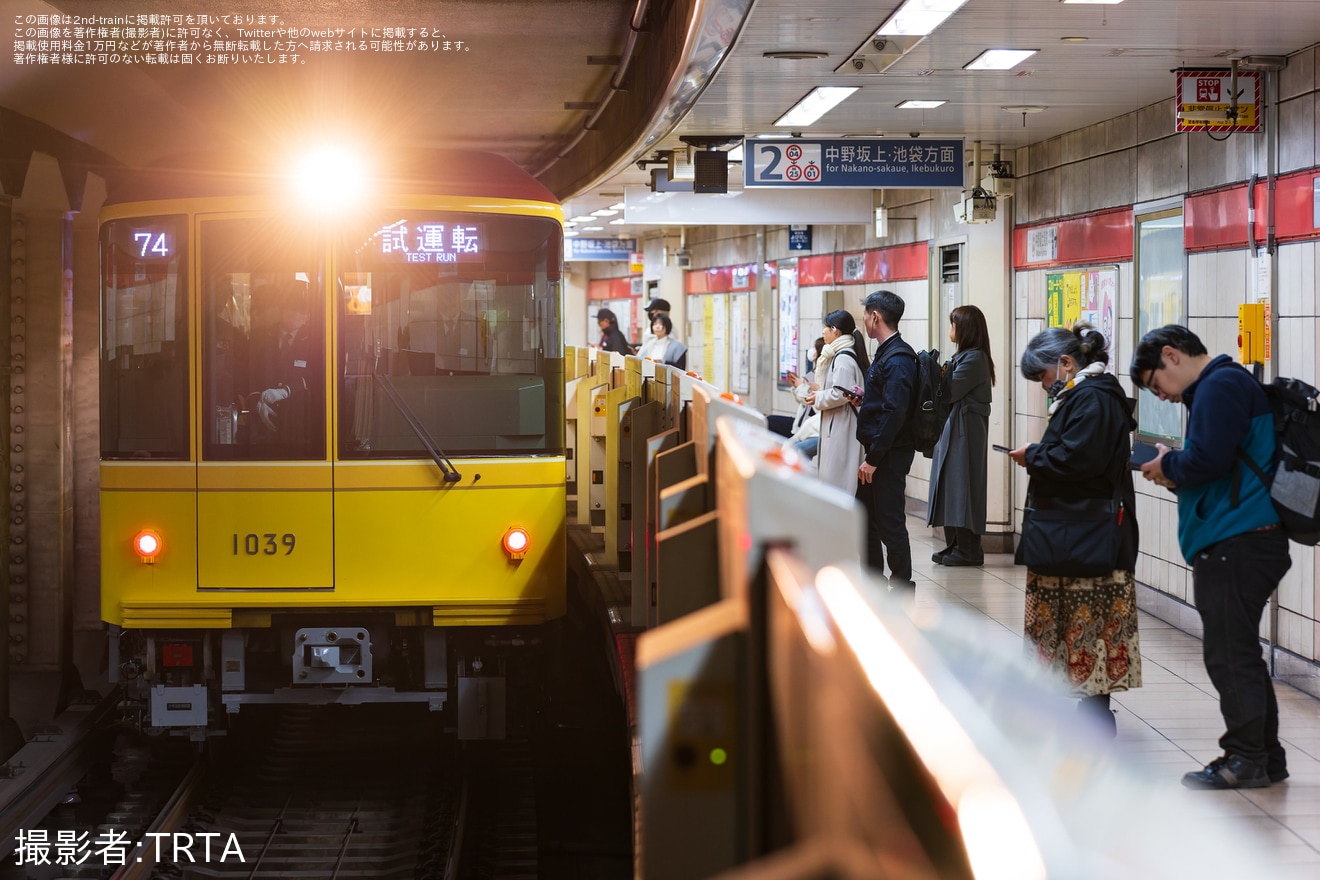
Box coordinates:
[1279,243,1304,317]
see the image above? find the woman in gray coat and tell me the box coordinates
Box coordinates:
[928,305,995,565]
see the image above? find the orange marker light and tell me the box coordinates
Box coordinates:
[502,527,530,560]
[134,529,162,563]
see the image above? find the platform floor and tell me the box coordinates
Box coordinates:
[908,517,1320,872]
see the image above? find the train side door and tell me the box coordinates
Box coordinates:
[196,216,334,590]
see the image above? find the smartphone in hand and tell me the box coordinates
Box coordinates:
[833,385,862,403]
[992,444,1012,453]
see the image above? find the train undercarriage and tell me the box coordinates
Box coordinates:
[109,613,543,741]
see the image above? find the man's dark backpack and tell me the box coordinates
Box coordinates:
[1235,376,1320,545]
[909,349,952,458]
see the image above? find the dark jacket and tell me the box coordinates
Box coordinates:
[1023,372,1139,572]
[599,324,632,355]
[855,331,918,465]
[1160,354,1279,561]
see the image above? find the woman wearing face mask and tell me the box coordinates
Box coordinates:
[1007,322,1141,737]
[809,311,866,493]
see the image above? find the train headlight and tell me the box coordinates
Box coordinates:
[292,147,366,211]
[133,529,162,563]
[501,527,530,561]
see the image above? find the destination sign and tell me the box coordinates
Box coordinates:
[371,220,482,264]
[744,138,964,189]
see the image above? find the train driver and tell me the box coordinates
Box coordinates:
[250,281,320,445]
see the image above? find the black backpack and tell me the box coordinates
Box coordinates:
[1235,376,1320,545]
[909,349,951,457]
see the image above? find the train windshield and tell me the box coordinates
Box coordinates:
[199,217,326,461]
[337,211,564,458]
[100,216,190,460]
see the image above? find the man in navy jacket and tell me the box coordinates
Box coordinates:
[855,290,919,589]
[1133,324,1291,790]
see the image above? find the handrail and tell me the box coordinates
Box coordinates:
[372,372,462,483]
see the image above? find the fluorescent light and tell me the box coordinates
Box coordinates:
[774,86,859,127]
[727,144,744,162]
[608,218,626,225]
[570,215,595,223]
[592,209,618,217]
[1061,1,1123,4]
[582,226,604,231]
[755,132,793,138]
[964,49,1037,70]
[564,229,579,236]
[877,0,971,37]
[608,202,626,211]
[897,99,946,109]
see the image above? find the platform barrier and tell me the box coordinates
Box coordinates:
[625,415,1275,880]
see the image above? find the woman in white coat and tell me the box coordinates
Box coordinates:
[809,310,866,494]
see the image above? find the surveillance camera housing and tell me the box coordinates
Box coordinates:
[852,58,865,70]
[909,132,920,139]
[872,38,887,52]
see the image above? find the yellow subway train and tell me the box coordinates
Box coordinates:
[98,148,566,737]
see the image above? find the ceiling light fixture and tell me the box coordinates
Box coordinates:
[570,215,595,223]
[592,209,617,217]
[764,50,830,60]
[608,202,626,211]
[608,218,626,225]
[877,0,971,37]
[1061,1,1124,5]
[583,226,604,231]
[1060,36,1089,42]
[897,99,946,109]
[965,49,1038,70]
[774,86,859,127]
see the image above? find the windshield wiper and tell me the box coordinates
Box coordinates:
[371,372,462,483]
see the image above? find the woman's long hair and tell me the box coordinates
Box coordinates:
[823,309,866,357]
[950,305,996,386]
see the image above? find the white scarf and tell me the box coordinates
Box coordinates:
[1047,361,1106,415]
[814,334,854,379]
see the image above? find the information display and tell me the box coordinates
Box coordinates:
[371,220,482,263]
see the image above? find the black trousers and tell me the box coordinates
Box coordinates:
[1191,529,1291,768]
[942,526,983,559]
[856,448,915,584]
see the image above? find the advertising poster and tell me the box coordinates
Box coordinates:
[777,266,799,380]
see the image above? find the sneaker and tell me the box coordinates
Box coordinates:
[1181,754,1271,790]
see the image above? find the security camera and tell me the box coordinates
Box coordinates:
[852,58,865,70]
[909,132,920,138]
[872,38,887,52]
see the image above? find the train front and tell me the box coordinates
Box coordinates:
[98,150,566,737]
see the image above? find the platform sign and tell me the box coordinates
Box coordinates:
[568,237,637,261]
[788,225,812,251]
[744,138,963,189]
[1175,69,1261,134]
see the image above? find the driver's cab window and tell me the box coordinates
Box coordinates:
[201,217,325,460]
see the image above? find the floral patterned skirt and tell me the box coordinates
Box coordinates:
[1025,567,1142,697]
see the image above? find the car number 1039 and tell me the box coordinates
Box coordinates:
[232,533,296,556]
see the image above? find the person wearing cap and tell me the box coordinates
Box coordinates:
[596,308,632,354]
[644,297,671,322]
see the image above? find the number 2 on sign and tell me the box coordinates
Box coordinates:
[232,533,296,556]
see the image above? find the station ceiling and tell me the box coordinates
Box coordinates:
[5,0,1320,231]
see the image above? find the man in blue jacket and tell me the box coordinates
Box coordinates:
[1133,324,1291,790]
[855,290,919,589]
